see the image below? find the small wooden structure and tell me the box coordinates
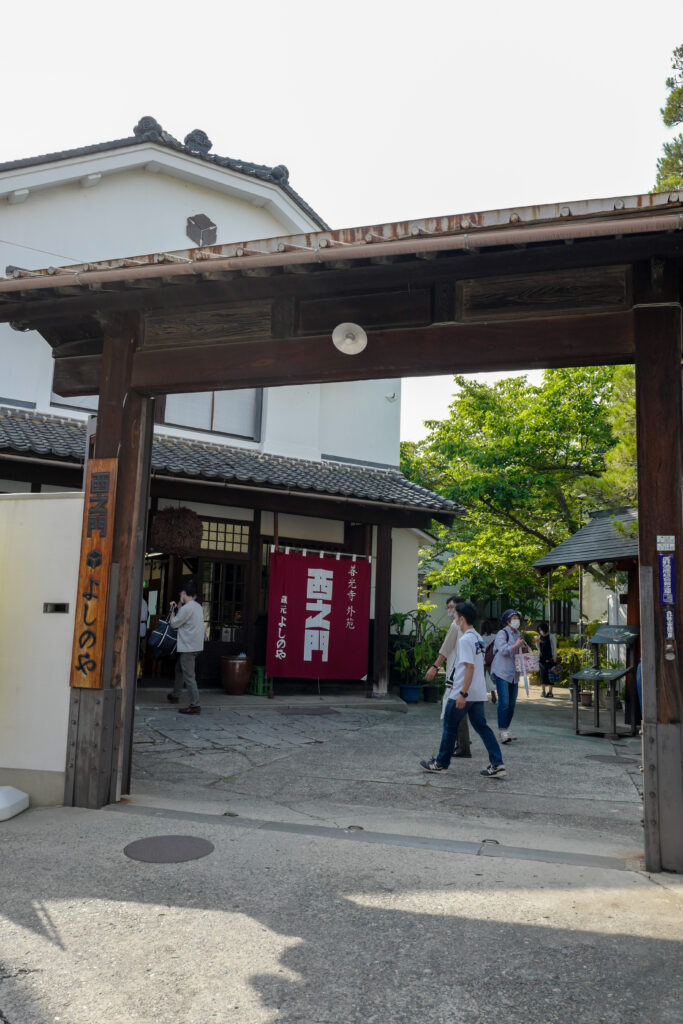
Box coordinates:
[0,191,682,872]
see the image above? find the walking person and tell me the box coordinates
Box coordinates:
[490,608,526,744]
[420,601,506,778]
[424,595,471,757]
[536,620,555,698]
[166,580,205,715]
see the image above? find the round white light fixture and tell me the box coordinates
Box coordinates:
[332,322,367,355]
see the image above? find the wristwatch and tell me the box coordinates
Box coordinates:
[459,691,469,698]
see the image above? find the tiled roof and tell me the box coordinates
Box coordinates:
[0,406,457,515]
[533,509,638,569]
[0,117,328,231]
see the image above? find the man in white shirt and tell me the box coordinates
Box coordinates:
[423,594,471,756]
[167,580,205,715]
[419,601,506,778]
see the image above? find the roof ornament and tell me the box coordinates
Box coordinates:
[184,129,213,156]
[133,116,163,138]
[270,164,289,185]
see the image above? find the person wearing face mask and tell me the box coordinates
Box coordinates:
[420,601,506,778]
[424,595,471,757]
[490,608,526,744]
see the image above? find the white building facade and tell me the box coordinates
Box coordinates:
[0,117,454,689]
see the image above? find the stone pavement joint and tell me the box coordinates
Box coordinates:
[107,800,640,872]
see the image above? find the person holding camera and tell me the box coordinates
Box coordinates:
[166,580,205,715]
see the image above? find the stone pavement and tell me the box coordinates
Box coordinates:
[1,685,681,1024]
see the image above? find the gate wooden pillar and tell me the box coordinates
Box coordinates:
[65,312,153,807]
[635,304,683,872]
[372,523,392,695]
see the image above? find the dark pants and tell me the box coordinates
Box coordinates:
[492,672,518,731]
[436,699,503,768]
[172,651,200,706]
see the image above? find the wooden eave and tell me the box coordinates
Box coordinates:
[0,191,681,399]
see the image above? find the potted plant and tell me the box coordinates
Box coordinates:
[389,605,444,703]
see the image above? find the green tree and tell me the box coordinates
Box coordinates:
[654,44,683,192]
[591,364,637,508]
[403,368,618,608]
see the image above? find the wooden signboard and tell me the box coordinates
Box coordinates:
[69,458,118,689]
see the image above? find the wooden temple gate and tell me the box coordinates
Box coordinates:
[0,194,681,872]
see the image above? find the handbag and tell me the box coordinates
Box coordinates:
[514,651,539,674]
[147,614,178,656]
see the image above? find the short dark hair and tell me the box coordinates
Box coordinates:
[538,621,549,633]
[447,594,463,606]
[181,579,197,598]
[455,600,478,625]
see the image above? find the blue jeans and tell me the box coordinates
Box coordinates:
[436,699,503,768]
[492,672,518,731]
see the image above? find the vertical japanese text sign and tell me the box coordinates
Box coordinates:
[266,551,371,679]
[69,458,118,689]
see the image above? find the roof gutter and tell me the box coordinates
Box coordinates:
[2,211,682,297]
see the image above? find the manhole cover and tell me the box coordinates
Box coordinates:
[276,707,337,716]
[584,755,639,765]
[123,835,215,863]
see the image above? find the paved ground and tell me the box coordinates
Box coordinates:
[1,685,681,1023]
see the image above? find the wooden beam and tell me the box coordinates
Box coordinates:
[53,311,635,398]
[3,230,683,329]
[372,524,392,695]
[635,304,683,872]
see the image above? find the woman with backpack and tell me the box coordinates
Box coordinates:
[489,608,526,744]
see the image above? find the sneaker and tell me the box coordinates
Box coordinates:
[500,730,511,744]
[179,706,201,715]
[166,694,179,704]
[546,692,554,698]
[480,763,506,778]
[420,758,446,772]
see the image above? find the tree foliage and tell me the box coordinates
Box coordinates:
[402,368,620,609]
[591,364,637,508]
[654,44,683,192]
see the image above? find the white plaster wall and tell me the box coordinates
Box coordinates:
[0,493,82,793]
[390,529,420,614]
[582,574,610,623]
[157,498,254,522]
[0,167,295,414]
[319,379,401,467]
[260,512,344,545]
[1,154,404,469]
[261,385,322,461]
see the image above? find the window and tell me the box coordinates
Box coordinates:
[163,388,262,440]
[201,519,250,554]
[200,560,246,643]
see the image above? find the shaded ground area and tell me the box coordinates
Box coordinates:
[1,686,680,1024]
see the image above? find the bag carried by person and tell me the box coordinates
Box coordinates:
[514,651,539,674]
[484,627,510,668]
[147,614,178,656]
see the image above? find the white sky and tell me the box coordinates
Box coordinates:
[1,0,679,440]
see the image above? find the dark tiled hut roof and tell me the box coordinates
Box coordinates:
[533,509,638,570]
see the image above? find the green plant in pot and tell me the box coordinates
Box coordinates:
[390,605,444,703]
